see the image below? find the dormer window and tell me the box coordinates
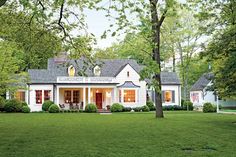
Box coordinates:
[68,65,75,77]
[94,65,101,76]
[127,71,130,77]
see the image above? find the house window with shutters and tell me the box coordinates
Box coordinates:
[162,90,175,103]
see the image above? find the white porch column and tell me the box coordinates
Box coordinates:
[88,87,91,104]
[83,87,86,110]
[113,87,117,103]
[56,86,60,105]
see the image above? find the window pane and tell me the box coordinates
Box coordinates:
[44,90,51,101]
[124,90,135,102]
[36,90,42,104]
[73,90,80,103]
[16,91,25,102]
[164,91,172,102]
[64,91,71,103]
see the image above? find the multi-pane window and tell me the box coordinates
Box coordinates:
[64,90,71,103]
[162,91,175,103]
[124,90,135,102]
[73,90,80,103]
[44,90,51,101]
[16,91,25,102]
[127,71,130,77]
[36,90,42,104]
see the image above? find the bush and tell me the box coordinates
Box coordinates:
[111,103,124,112]
[21,102,28,106]
[182,101,193,111]
[123,107,132,112]
[85,103,97,113]
[163,105,183,111]
[22,106,31,113]
[141,105,150,112]
[4,99,22,112]
[133,107,142,112]
[42,100,54,111]
[48,104,60,113]
[203,103,216,113]
[146,101,155,111]
[0,97,5,112]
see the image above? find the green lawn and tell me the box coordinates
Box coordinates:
[0,112,235,157]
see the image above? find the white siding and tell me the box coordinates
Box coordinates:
[162,85,180,106]
[28,84,54,111]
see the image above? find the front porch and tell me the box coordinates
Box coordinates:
[56,86,117,110]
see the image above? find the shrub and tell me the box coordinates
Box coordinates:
[141,105,150,112]
[163,105,183,111]
[146,101,155,111]
[123,107,132,112]
[22,106,31,113]
[4,99,22,112]
[42,100,54,111]
[111,103,124,112]
[203,103,216,113]
[85,103,97,113]
[21,102,28,106]
[133,107,141,112]
[48,104,60,113]
[0,96,5,112]
[182,101,193,111]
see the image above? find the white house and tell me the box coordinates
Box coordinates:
[13,58,181,111]
[190,73,236,108]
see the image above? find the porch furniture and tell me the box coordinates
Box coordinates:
[59,104,65,109]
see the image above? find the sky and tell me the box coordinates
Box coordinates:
[85,9,125,49]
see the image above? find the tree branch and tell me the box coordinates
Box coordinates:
[158,9,167,26]
[0,0,7,7]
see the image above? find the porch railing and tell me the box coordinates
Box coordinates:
[57,76,117,84]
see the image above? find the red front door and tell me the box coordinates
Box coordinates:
[96,93,103,109]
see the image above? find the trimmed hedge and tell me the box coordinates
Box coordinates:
[203,103,216,113]
[182,101,193,111]
[22,106,31,113]
[146,101,155,111]
[141,105,150,112]
[123,107,132,112]
[163,105,183,111]
[21,102,28,106]
[85,103,97,113]
[48,104,60,113]
[4,99,22,112]
[111,103,124,112]
[133,107,142,112]
[42,100,54,111]
[0,96,5,112]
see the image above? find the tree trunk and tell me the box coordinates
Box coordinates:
[172,47,175,72]
[150,0,164,118]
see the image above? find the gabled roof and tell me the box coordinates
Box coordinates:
[190,73,214,91]
[28,58,181,85]
[117,81,140,88]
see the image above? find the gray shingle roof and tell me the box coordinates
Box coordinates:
[190,73,214,91]
[117,81,140,88]
[28,58,181,85]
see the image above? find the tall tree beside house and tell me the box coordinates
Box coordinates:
[97,0,177,118]
[190,0,236,98]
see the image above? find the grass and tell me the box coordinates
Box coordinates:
[0,111,235,157]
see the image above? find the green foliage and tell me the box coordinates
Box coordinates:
[21,102,28,106]
[146,101,155,111]
[42,100,54,111]
[85,103,97,113]
[123,107,132,112]
[4,99,22,112]
[182,101,193,111]
[22,106,30,113]
[110,103,124,112]
[141,105,150,112]
[163,105,183,111]
[133,107,142,112]
[0,96,5,111]
[48,104,60,113]
[203,103,216,113]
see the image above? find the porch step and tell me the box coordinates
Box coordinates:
[97,109,111,113]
